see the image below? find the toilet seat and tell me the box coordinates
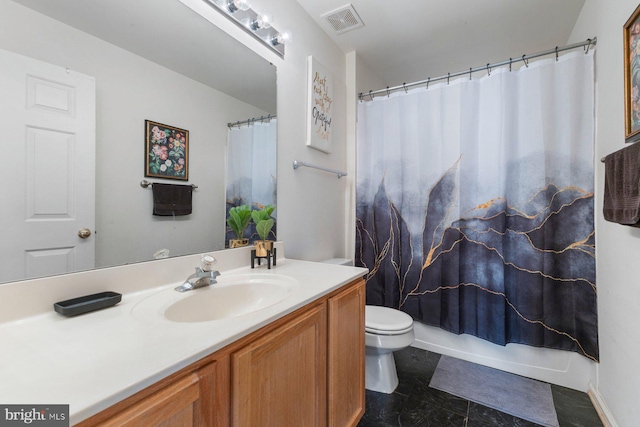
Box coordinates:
[365,305,414,335]
[366,324,414,335]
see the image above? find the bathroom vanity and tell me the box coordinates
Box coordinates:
[78,278,365,427]
[0,244,367,426]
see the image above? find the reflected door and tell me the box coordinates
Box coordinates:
[0,48,96,282]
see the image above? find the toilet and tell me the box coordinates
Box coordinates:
[321,258,415,394]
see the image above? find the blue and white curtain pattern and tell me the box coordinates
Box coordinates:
[356,51,597,361]
[225,119,277,244]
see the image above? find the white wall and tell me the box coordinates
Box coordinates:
[570,1,640,425]
[180,0,351,262]
[265,0,349,261]
[0,0,265,268]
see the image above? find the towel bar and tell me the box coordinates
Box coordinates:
[140,179,198,189]
[292,160,347,178]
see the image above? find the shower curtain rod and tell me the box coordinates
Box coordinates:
[358,37,597,101]
[228,113,276,128]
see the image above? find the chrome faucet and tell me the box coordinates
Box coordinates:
[174,255,221,292]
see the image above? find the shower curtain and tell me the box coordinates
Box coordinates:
[356,51,598,361]
[226,119,277,243]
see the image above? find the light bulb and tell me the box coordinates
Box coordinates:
[271,31,292,46]
[251,10,273,30]
[227,0,250,13]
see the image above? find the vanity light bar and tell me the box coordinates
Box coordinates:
[204,0,285,58]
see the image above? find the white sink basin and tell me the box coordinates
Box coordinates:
[132,273,298,323]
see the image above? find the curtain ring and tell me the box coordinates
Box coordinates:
[386,86,390,97]
[509,58,512,72]
[585,38,592,54]
[369,90,374,100]
[555,46,559,61]
[486,63,491,76]
[522,54,529,67]
[426,77,430,90]
[469,68,472,80]
[447,73,450,85]
[403,83,408,93]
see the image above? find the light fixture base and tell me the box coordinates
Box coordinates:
[205,0,285,57]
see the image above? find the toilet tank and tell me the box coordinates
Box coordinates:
[321,258,353,266]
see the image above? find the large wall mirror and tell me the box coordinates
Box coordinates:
[0,0,277,284]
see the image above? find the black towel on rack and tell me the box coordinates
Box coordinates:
[152,183,193,216]
[603,142,640,226]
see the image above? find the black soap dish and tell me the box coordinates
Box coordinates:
[53,291,122,317]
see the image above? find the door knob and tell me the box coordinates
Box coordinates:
[78,228,92,239]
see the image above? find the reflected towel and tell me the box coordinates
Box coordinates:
[152,183,193,216]
[603,142,640,226]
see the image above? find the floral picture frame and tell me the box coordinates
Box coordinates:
[145,120,189,180]
[624,4,640,141]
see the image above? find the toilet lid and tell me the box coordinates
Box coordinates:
[365,305,414,334]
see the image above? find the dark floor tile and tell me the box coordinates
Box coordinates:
[394,346,442,381]
[466,402,542,427]
[551,385,604,427]
[398,396,468,427]
[395,371,417,397]
[357,389,409,427]
[359,347,605,427]
[410,375,470,416]
[391,347,441,396]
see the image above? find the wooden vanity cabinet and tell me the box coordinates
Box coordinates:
[327,279,366,427]
[231,304,327,426]
[76,278,365,427]
[93,373,200,427]
[83,361,222,427]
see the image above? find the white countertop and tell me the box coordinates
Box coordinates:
[0,246,367,425]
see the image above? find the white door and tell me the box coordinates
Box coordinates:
[0,48,96,283]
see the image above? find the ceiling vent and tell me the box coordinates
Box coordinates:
[321,4,364,35]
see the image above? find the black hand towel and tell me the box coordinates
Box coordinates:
[152,183,193,216]
[603,142,640,226]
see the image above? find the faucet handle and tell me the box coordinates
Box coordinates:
[200,254,216,271]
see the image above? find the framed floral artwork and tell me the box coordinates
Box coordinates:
[145,120,189,180]
[624,4,640,141]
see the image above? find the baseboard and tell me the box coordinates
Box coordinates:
[588,384,618,427]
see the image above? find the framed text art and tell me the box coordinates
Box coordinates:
[145,120,189,180]
[306,56,333,153]
[624,4,640,141]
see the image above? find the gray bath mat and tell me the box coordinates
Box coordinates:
[429,355,559,427]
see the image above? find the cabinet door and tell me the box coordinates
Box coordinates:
[231,304,327,427]
[197,359,229,427]
[96,373,200,427]
[328,279,366,427]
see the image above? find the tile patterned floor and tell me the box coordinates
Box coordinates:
[357,347,604,427]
